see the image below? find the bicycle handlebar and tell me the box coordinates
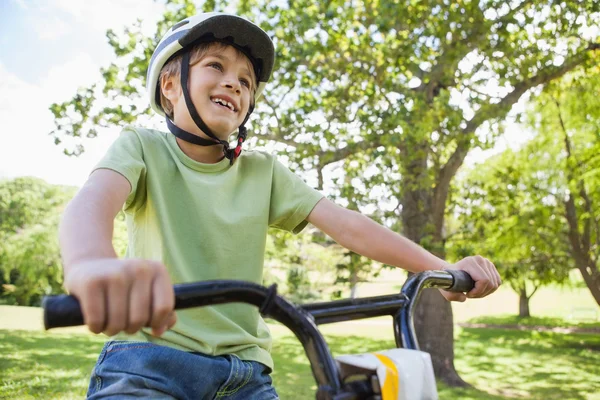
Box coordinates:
[42,269,474,400]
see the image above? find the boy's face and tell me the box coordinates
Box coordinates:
[166,44,256,140]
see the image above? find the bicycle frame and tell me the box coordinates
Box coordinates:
[43,269,473,400]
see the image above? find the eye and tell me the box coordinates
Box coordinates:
[208,62,223,71]
[239,78,251,88]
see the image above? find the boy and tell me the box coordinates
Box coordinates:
[60,12,501,399]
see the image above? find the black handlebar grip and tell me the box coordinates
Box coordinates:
[42,294,84,330]
[445,270,475,293]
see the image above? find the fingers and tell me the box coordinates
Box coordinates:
[445,255,501,301]
[125,260,175,337]
[149,262,176,337]
[125,263,153,335]
[440,289,466,302]
[79,280,107,334]
[65,259,175,337]
[467,255,500,298]
[64,267,109,334]
[104,272,128,336]
[468,259,491,298]
[489,259,502,287]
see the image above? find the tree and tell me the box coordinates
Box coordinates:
[264,228,345,302]
[1,219,64,306]
[334,251,380,299]
[48,0,600,385]
[451,68,600,313]
[447,150,573,317]
[0,177,74,234]
[526,69,600,306]
[0,178,76,305]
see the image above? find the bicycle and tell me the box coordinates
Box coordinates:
[42,269,474,400]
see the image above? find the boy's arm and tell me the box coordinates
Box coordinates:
[60,169,175,336]
[306,198,501,301]
[60,169,130,268]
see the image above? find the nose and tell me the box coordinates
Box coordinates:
[221,75,241,93]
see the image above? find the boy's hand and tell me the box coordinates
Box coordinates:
[440,256,501,302]
[64,258,176,337]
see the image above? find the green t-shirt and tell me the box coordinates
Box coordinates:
[94,126,324,370]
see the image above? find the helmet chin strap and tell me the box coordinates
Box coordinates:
[165,51,251,164]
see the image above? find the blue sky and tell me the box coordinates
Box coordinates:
[0,0,163,187]
[1,1,105,84]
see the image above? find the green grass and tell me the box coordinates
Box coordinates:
[467,315,600,330]
[0,330,105,399]
[1,279,599,399]
[2,326,599,399]
[452,327,600,400]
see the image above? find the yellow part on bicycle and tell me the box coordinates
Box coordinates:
[374,353,400,398]
[336,348,438,400]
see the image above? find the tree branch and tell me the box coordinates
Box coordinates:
[256,94,300,148]
[527,284,540,300]
[316,164,324,191]
[432,43,599,237]
[417,7,491,103]
[465,43,600,135]
[275,81,297,109]
[261,94,282,128]
[432,137,470,236]
[318,140,377,167]
[256,132,298,147]
[464,85,498,101]
[497,0,532,24]
[554,95,594,255]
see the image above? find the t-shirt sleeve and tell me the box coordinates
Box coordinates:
[93,127,147,211]
[269,159,324,233]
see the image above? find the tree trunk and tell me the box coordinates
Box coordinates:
[401,150,468,387]
[350,284,358,299]
[576,263,600,306]
[414,288,468,386]
[560,125,600,306]
[519,288,531,318]
[350,271,359,299]
[564,196,600,306]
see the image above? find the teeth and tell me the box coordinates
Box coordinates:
[211,97,235,111]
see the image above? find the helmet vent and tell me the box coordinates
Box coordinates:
[171,20,189,31]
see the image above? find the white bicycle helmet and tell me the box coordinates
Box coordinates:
[146,12,275,163]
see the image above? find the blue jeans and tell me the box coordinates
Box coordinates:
[87,341,279,399]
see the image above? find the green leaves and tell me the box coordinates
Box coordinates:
[447,147,573,299]
[0,178,76,306]
[448,67,600,307]
[0,177,74,235]
[46,0,599,295]
[1,219,63,306]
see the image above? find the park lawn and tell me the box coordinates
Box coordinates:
[1,281,598,399]
[466,315,600,330]
[1,325,599,400]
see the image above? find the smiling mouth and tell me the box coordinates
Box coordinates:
[210,97,237,112]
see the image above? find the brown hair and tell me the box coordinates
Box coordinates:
[159,42,257,119]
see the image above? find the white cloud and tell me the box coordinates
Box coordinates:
[42,52,101,103]
[51,0,164,34]
[33,14,71,41]
[23,0,164,47]
[0,61,119,187]
[1,0,169,187]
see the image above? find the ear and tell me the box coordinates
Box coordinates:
[161,74,181,105]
